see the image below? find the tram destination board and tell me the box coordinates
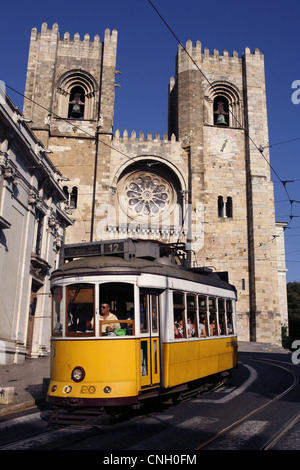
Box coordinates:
[62,240,126,261]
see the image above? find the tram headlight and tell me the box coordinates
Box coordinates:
[103,386,112,393]
[71,366,85,382]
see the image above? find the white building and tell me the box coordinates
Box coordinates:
[0,89,73,364]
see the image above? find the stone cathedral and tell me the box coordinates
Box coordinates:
[23,22,288,345]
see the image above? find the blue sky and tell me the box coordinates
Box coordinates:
[1,0,300,282]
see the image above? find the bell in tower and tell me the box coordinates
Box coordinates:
[68,89,85,119]
[213,97,229,126]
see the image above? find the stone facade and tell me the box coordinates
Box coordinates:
[0,89,72,363]
[23,24,288,345]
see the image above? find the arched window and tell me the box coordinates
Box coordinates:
[205,82,243,128]
[218,196,233,218]
[55,69,98,120]
[70,187,78,209]
[63,186,78,209]
[218,196,224,217]
[226,197,233,218]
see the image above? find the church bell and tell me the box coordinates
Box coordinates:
[215,114,228,126]
[214,99,229,126]
[69,93,84,118]
[69,103,82,118]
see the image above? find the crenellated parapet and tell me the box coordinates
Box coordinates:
[29,22,117,48]
[114,129,176,143]
[177,39,264,72]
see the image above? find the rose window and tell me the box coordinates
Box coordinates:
[118,171,176,220]
[127,175,170,215]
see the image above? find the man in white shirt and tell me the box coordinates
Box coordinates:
[100,303,120,334]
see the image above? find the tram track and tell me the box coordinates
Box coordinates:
[0,424,97,450]
[1,356,299,450]
[194,356,299,450]
[0,376,226,450]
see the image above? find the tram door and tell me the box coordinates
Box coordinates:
[140,291,160,388]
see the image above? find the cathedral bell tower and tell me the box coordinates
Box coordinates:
[23,22,118,243]
[168,41,287,344]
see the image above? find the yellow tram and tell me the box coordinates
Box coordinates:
[47,239,237,412]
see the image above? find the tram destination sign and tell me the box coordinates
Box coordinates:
[62,240,126,261]
[61,239,162,263]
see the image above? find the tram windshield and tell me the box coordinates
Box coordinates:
[99,282,134,336]
[67,283,95,334]
[51,281,135,337]
[52,286,63,336]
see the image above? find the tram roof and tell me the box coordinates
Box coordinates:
[51,255,236,293]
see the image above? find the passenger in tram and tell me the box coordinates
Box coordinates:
[174,316,184,339]
[227,320,233,334]
[124,307,134,335]
[68,304,93,332]
[187,317,196,337]
[100,303,120,335]
[199,314,207,337]
[152,310,157,331]
[209,314,219,336]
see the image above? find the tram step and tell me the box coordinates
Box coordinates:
[48,407,105,427]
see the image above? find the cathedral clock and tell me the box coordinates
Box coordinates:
[211,134,237,159]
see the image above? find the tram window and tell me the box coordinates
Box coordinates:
[99,282,135,336]
[187,295,197,337]
[173,292,186,339]
[141,340,148,375]
[198,296,208,337]
[208,297,219,336]
[226,300,234,334]
[151,294,158,333]
[52,286,63,336]
[140,292,149,333]
[208,297,217,312]
[218,299,226,335]
[66,283,95,335]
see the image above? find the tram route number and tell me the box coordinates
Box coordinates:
[103,242,124,254]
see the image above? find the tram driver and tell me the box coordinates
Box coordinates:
[100,303,120,335]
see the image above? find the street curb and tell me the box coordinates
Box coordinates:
[0,396,46,417]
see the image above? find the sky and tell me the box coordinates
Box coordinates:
[1,0,300,283]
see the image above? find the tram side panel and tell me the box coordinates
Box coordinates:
[162,337,237,388]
